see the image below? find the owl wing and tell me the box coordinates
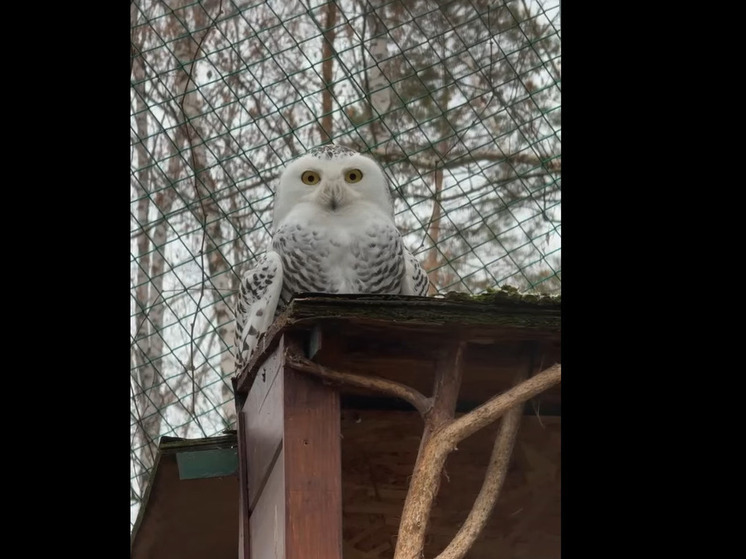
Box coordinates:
[401,247,429,296]
[234,250,283,374]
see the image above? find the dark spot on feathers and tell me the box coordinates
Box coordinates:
[256,309,264,316]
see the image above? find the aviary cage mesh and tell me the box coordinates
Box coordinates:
[130,0,560,527]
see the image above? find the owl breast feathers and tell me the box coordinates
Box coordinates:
[234,145,429,373]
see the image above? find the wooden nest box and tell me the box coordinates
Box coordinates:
[233,290,561,559]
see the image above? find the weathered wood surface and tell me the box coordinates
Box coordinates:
[241,335,343,559]
[131,436,239,559]
[306,326,560,413]
[244,341,285,510]
[341,411,561,559]
[250,448,285,559]
[234,293,560,393]
[284,367,343,559]
[237,411,250,559]
[237,329,559,413]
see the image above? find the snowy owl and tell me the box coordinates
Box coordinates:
[233,144,429,373]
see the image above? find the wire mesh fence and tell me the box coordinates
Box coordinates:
[130,0,560,528]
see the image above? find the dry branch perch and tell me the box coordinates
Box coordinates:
[434,369,528,559]
[394,343,466,559]
[285,350,432,416]
[394,435,452,559]
[419,343,465,449]
[394,363,561,559]
[442,363,561,447]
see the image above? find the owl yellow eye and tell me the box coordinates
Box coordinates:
[345,169,363,183]
[301,170,321,185]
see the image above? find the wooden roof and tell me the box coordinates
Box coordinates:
[130,434,239,559]
[234,290,561,407]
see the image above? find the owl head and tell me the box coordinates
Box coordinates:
[273,145,394,226]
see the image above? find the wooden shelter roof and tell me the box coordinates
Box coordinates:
[234,289,561,406]
[130,434,239,559]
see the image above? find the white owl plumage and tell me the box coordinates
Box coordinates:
[234,145,429,373]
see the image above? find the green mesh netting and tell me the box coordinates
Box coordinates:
[130,0,560,528]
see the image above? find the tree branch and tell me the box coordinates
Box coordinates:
[442,364,561,447]
[394,343,465,559]
[372,146,560,173]
[284,350,432,417]
[435,369,528,559]
[319,0,337,143]
[394,363,560,559]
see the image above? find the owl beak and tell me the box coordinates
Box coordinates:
[319,179,347,211]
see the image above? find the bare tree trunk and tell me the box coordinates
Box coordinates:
[423,133,452,293]
[423,163,444,294]
[131,36,168,499]
[423,52,453,294]
[319,0,338,143]
[132,0,217,502]
[172,2,237,426]
[362,0,394,145]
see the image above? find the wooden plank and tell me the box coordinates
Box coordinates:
[283,365,343,559]
[237,405,250,559]
[244,340,285,510]
[285,294,561,329]
[235,332,286,397]
[250,448,286,559]
[245,339,285,408]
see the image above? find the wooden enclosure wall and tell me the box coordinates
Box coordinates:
[235,304,561,559]
[240,339,343,559]
[341,410,561,559]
